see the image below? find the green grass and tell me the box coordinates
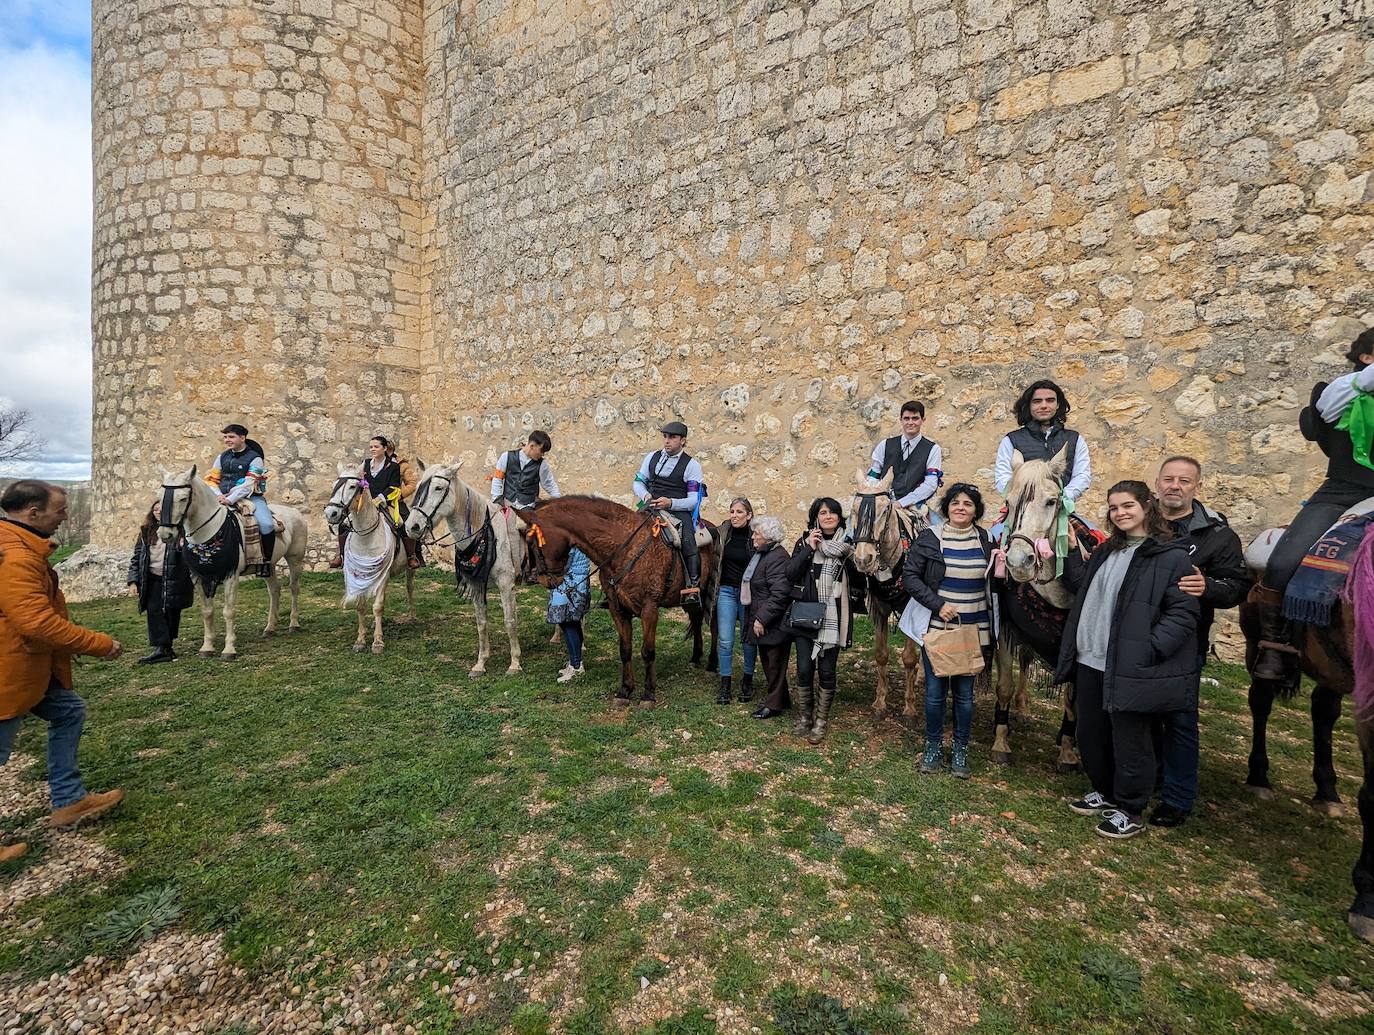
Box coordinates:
[1,572,1371,1031]
[50,543,79,564]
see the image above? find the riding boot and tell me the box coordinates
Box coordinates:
[681,551,702,611]
[790,681,814,737]
[330,530,346,569]
[258,530,276,577]
[716,676,732,705]
[809,680,837,744]
[1252,586,1299,683]
[403,536,420,569]
[738,672,755,703]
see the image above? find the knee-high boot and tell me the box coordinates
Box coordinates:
[809,678,837,744]
[330,529,346,569]
[1252,585,1299,683]
[791,680,814,737]
[258,530,276,577]
[403,536,420,569]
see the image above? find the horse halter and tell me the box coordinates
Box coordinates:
[1003,490,1063,584]
[409,474,451,538]
[325,476,368,532]
[159,480,218,538]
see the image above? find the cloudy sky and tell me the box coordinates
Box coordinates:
[0,2,93,480]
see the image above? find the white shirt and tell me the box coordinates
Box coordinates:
[994,429,1092,501]
[491,449,561,505]
[868,434,942,508]
[1317,366,1374,422]
[633,450,704,511]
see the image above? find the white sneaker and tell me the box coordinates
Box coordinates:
[1069,791,1116,816]
[557,665,585,683]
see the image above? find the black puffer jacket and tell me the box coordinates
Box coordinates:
[1054,536,1200,713]
[127,535,195,615]
[1169,501,1250,658]
[743,543,792,647]
[900,524,994,614]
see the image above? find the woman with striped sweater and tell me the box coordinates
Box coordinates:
[901,484,996,778]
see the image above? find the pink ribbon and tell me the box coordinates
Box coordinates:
[991,548,1007,578]
[1034,537,1054,559]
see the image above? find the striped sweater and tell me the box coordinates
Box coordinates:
[929,523,991,646]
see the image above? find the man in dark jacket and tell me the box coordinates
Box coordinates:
[1148,457,1250,825]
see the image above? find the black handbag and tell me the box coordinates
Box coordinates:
[784,600,826,635]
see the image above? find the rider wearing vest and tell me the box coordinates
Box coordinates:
[365,436,421,569]
[207,424,274,575]
[491,430,560,510]
[994,380,1092,501]
[867,400,942,512]
[1254,327,1374,682]
[633,421,705,609]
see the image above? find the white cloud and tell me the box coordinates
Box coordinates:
[0,40,92,479]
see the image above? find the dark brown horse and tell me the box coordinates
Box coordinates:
[518,496,717,708]
[1240,593,1374,941]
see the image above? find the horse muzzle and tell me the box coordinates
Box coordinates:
[851,543,879,575]
[156,526,176,544]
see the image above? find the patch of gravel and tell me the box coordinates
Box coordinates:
[0,751,49,822]
[0,830,125,914]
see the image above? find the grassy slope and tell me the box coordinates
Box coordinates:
[1,573,1371,1033]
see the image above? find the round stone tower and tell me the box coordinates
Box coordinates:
[90,0,424,555]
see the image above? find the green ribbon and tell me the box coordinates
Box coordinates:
[1054,490,1076,579]
[1336,388,1374,471]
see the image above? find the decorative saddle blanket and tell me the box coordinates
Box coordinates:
[233,502,283,568]
[656,512,714,550]
[1245,495,1374,575]
[1282,514,1374,626]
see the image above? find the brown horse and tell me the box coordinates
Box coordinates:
[518,496,717,708]
[1240,590,1374,942]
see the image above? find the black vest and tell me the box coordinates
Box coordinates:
[1302,381,1374,490]
[878,436,936,500]
[364,457,402,497]
[1006,423,1079,474]
[646,449,692,503]
[503,450,543,506]
[217,447,264,494]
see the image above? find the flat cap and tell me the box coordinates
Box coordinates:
[659,421,689,436]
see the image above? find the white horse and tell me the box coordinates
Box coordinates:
[404,460,524,676]
[158,464,307,660]
[324,462,416,654]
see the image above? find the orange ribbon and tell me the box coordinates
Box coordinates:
[526,524,546,548]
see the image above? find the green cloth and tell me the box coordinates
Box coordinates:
[1336,388,1374,471]
[1054,490,1076,578]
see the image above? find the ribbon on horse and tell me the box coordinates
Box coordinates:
[1053,489,1075,579]
[1284,514,1373,626]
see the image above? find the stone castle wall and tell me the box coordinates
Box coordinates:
[93,0,1374,549]
[91,0,424,559]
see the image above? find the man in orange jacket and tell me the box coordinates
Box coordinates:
[0,480,125,863]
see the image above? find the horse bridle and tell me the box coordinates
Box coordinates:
[1003,489,1064,584]
[159,475,220,539]
[851,488,907,569]
[325,476,373,533]
[409,474,456,546]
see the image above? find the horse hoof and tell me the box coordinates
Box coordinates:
[1349,910,1374,943]
[990,750,1013,765]
[198,651,215,659]
[221,653,237,662]
[1311,798,1345,818]
[638,699,656,710]
[468,668,486,678]
[1056,762,1082,775]
[506,665,522,675]
[898,713,919,730]
[262,629,275,638]
[372,644,384,655]
[1245,784,1275,801]
[871,708,888,723]
[611,697,631,709]
[352,644,367,653]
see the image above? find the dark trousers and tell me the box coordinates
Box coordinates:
[760,642,791,709]
[560,621,584,668]
[1074,664,1157,817]
[144,574,183,649]
[1262,480,1373,590]
[794,639,839,688]
[1152,659,1202,812]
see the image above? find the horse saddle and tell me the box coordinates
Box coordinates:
[235,500,284,533]
[233,503,283,568]
[656,512,713,550]
[1244,496,1374,576]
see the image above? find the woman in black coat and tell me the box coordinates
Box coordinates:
[1054,480,1200,842]
[126,501,195,664]
[741,516,793,724]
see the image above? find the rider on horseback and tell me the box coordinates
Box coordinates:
[1253,326,1374,683]
[208,424,274,577]
[633,421,704,609]
[995,380,1092,502]
[492,430,560,510]
[867,400,942,516]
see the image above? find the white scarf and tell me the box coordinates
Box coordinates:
[343,520,396,604]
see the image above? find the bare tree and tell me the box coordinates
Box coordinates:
[0,405,41,466]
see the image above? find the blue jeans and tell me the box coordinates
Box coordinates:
[248,495,274,534]
[921,652,974,748]
[0,680,87,808]
[561,621,584,669]
[715,586,757,678]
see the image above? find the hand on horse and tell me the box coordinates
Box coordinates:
[1178,566,1207,598]
[938,603,959,622]
[650,496,672,510]
[217,494,231,506]
[1066,521,1078,548]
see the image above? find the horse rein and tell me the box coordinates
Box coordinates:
[325,476,384,535]
[159,482,222,540]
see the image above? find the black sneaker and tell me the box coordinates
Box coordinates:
[1069,791,1116,816]
[1148,803,1190,828]
[1095,809,1145,840]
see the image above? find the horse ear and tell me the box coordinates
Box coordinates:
[190,464,197,480]
[415,458,426,472]
[452,457,466,471]
[1010,450,1025,471]
[875,468,894,493]
[158,465,170,482]
[1047,450,1069,482]
[337,460,351,477]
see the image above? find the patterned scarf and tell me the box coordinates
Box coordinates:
[812,536,853,656]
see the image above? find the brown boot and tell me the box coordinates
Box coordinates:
[0,842,27,863]
[329,530,346,569]
[1252,586,1299,683]
[809,682,837,744]
[47,789,124,830]
[403,537,420,570]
